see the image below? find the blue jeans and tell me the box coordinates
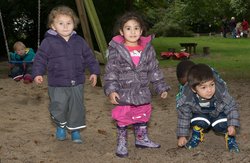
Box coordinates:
[231,28,237,38]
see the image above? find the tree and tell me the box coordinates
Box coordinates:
[133,0,193,36]
[230,0,250,19]
[1,0,250,59]
[0,0,40,56]
[133,0,250,35]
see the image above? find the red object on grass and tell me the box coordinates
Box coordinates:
[161,51,190,60]
[160,52,174,59]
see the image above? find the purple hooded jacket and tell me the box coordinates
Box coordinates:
[104,35,170,106]
[32,30,100,87]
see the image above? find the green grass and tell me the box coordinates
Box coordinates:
[152,36,250,80]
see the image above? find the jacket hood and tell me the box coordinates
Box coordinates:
[44,29,77,38]
[111,35,153,48]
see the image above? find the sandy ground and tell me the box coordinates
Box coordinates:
[0,61,250,163]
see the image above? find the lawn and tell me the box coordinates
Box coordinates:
[152,36,250,80]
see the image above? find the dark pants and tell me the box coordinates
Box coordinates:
[48,84,85,130]
[190,112,227,134]
[10,63,32,78]
[222,28,227,38]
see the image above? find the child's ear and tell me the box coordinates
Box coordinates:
[119,30,123,36]
[191,88,196,93]
[51,25,56,31]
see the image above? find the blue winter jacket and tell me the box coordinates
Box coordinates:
[32,30,100,87]
[10,48,35,63]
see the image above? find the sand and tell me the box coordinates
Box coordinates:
[0,62,250,163]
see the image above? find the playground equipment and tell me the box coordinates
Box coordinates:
[0,0,41,63]
[1,0,107,64]
[75,0,107,64]
[1,0,105,86]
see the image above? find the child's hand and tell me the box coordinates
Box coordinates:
[178,136,187,147]
[161,91,168,99]
[89,74,97,87]
[228,126,236,136]
[34,76,43,84]
[109,92,120,105]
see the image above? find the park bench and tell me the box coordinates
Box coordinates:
[180,43,197,54]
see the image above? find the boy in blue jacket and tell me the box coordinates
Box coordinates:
[9,41,35,83]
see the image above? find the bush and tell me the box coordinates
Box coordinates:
[149,21,194,37]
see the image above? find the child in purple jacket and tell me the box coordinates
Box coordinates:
[104,12,170,157]
[32,6,100,144]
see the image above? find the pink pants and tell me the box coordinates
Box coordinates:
[112,104,152,127]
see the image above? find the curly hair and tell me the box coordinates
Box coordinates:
[47,5,79,29]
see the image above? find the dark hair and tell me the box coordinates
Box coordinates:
[113,11,147,36]
[187,63,214,89]
[176,60,195,85]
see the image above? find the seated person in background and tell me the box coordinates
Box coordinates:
[176,63,240,153]
[9,41,35,83]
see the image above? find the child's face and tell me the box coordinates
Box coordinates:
[15,46,26,56]
[120,19,142,46]
[192,79,215,100]
[51,14,74,41]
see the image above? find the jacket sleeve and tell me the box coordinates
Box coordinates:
[103,47,120,96]
[9,52,17,61]
[223,91,240,127]
[148,46,170,94]
[81,39,100,75]
[32,40,49,78]
[215,77,240,128]
[176,104,192,137]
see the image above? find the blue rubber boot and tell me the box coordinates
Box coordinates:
[225,133,240,153]
[71,130,83,144]
[185,125,204,149]
[56,127,66,141]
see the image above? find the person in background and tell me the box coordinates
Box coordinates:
[9,41,35,83]
[104,12,170,157]
[32,6,100,144]
[176,60,196,87]
[221,16,229,38]
[229,17,237,38]
[241,18,249,38]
